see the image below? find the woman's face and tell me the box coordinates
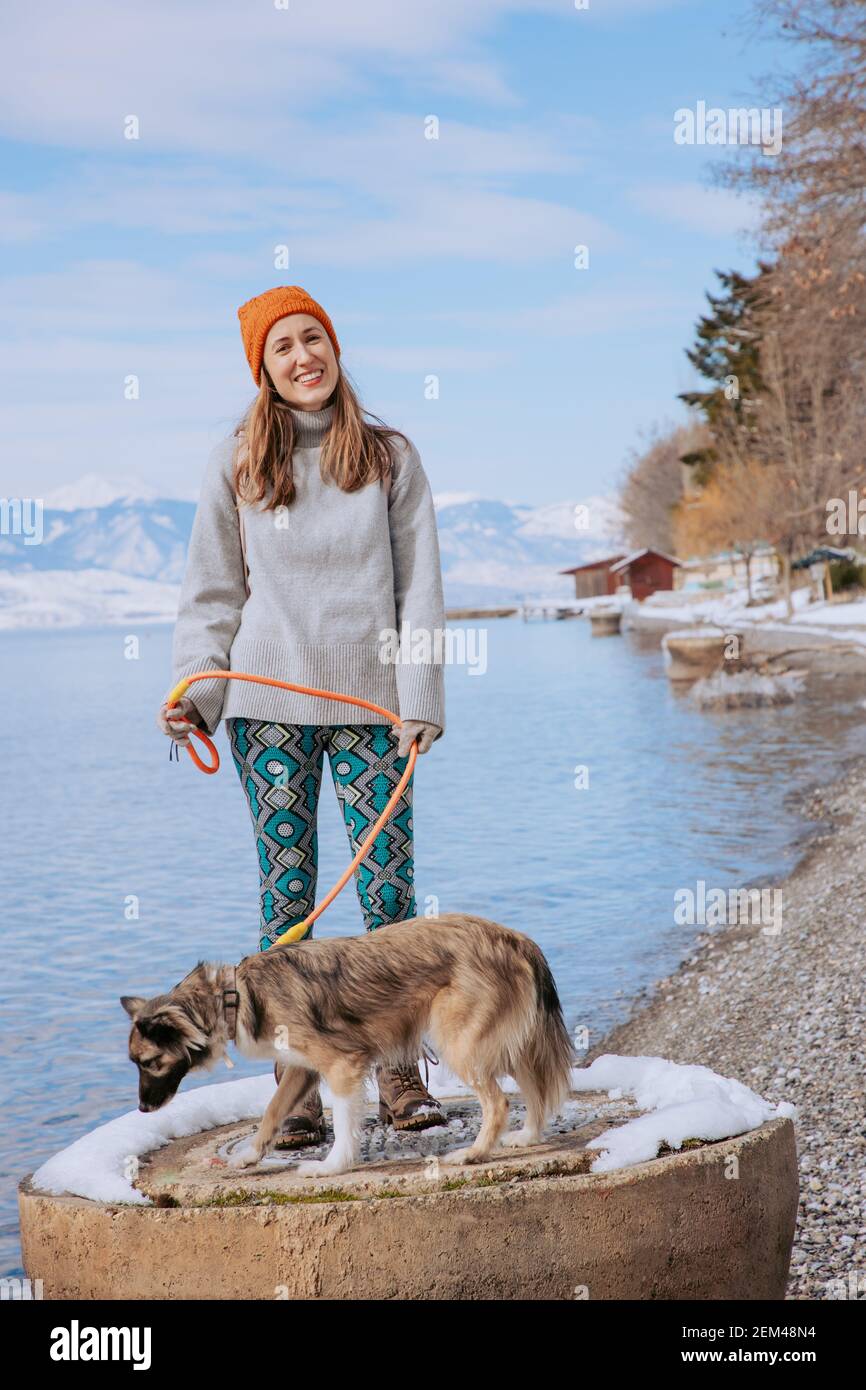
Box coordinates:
[263,312,338,410]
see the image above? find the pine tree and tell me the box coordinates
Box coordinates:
[678,265,772,483]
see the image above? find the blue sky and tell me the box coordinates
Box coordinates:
[0,0,790,507]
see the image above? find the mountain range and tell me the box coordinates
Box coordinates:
[0,476,624,628]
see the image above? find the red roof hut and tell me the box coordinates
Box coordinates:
[609,549,679,602]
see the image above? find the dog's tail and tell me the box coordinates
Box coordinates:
[509,937,577,1120]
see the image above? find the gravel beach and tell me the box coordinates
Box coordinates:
[586,742,866,1301]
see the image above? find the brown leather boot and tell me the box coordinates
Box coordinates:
[272,1062,327,1149]
[376,1051,446,1131]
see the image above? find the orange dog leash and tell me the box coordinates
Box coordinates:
[165,671,418,947]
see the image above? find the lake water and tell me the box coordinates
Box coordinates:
[3,617,866,1276]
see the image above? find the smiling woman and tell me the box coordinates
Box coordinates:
[265,318,336,405]
[231,286,401,508]
[158,283,449,1145]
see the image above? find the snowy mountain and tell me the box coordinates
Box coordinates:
[0,497,193,582]
[0,478,625,628]
[42,473,174,511]
[433,493,623,605]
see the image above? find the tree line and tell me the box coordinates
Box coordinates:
[618,0,866,614]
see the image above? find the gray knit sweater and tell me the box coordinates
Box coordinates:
[170,403,446,739]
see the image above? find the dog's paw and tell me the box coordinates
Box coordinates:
[295,1158,348,1179]
[227,1141,262,1170]
[441,1145,484,1166]
[499,1128,541,1150]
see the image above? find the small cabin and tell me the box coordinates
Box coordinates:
[559,556,625,600]
[609,549,679,602]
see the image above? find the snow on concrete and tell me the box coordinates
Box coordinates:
[30,1063,477,1205]
[572,1055,796,1174]
[30,1054,794,1203]
[31,1073,275,1205]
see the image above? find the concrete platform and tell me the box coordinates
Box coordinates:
[19,1092,798,1300]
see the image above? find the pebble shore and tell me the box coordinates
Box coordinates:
[587,756,866,1301]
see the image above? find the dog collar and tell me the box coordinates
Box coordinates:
[222,966,240,1041]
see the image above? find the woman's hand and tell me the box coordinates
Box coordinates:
[393,720,440,758]
[157,695,204,747]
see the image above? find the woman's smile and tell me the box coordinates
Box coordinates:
[284,357,332,406]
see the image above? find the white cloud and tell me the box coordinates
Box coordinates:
[292,186,611,268]
[627,180,761,237]
[0,1,607,154]
[0,116,597,265]
[434,491,485,509]
[422,284,695,336]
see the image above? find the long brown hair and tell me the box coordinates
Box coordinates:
[232,361,410,511]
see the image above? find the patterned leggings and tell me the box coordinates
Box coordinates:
[226,719,417,951]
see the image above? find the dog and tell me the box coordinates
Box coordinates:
[121,912,576,1178]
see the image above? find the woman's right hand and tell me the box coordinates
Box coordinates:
[157,695,204,747]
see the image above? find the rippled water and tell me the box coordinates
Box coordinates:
[2,618,865,1276]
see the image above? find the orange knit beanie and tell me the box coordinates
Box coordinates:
[237,285,341,387]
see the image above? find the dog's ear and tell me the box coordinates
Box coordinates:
[120,995,146,1020]
[146,1005,210,1056]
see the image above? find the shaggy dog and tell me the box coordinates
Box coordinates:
[121,913,575,1177]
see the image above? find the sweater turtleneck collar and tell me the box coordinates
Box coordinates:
[287,401,335,449]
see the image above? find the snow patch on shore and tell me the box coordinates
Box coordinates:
[634,584,866,643]
[690,668,807,708]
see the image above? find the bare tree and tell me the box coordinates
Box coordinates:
[752,223,866,610]
[717,0,866,251]
[618,418,710,553]
[674,457,768,601]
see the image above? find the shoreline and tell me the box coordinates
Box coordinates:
[624,599,866,663]
[586,736,866,1301]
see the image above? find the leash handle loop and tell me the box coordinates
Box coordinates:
[163,670,420,944]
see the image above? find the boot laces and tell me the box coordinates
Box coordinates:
[391,1063,423,1097]
[390,1043,440,1095]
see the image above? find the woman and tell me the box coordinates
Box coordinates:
[157,285,447,1146]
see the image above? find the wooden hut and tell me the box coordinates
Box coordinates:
[609,549,679,601]
[559,556,625,600]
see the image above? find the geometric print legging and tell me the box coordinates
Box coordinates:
[225,718,417,951]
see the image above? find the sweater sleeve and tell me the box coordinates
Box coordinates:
[168,436,247,735]
[387,439,446,741]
